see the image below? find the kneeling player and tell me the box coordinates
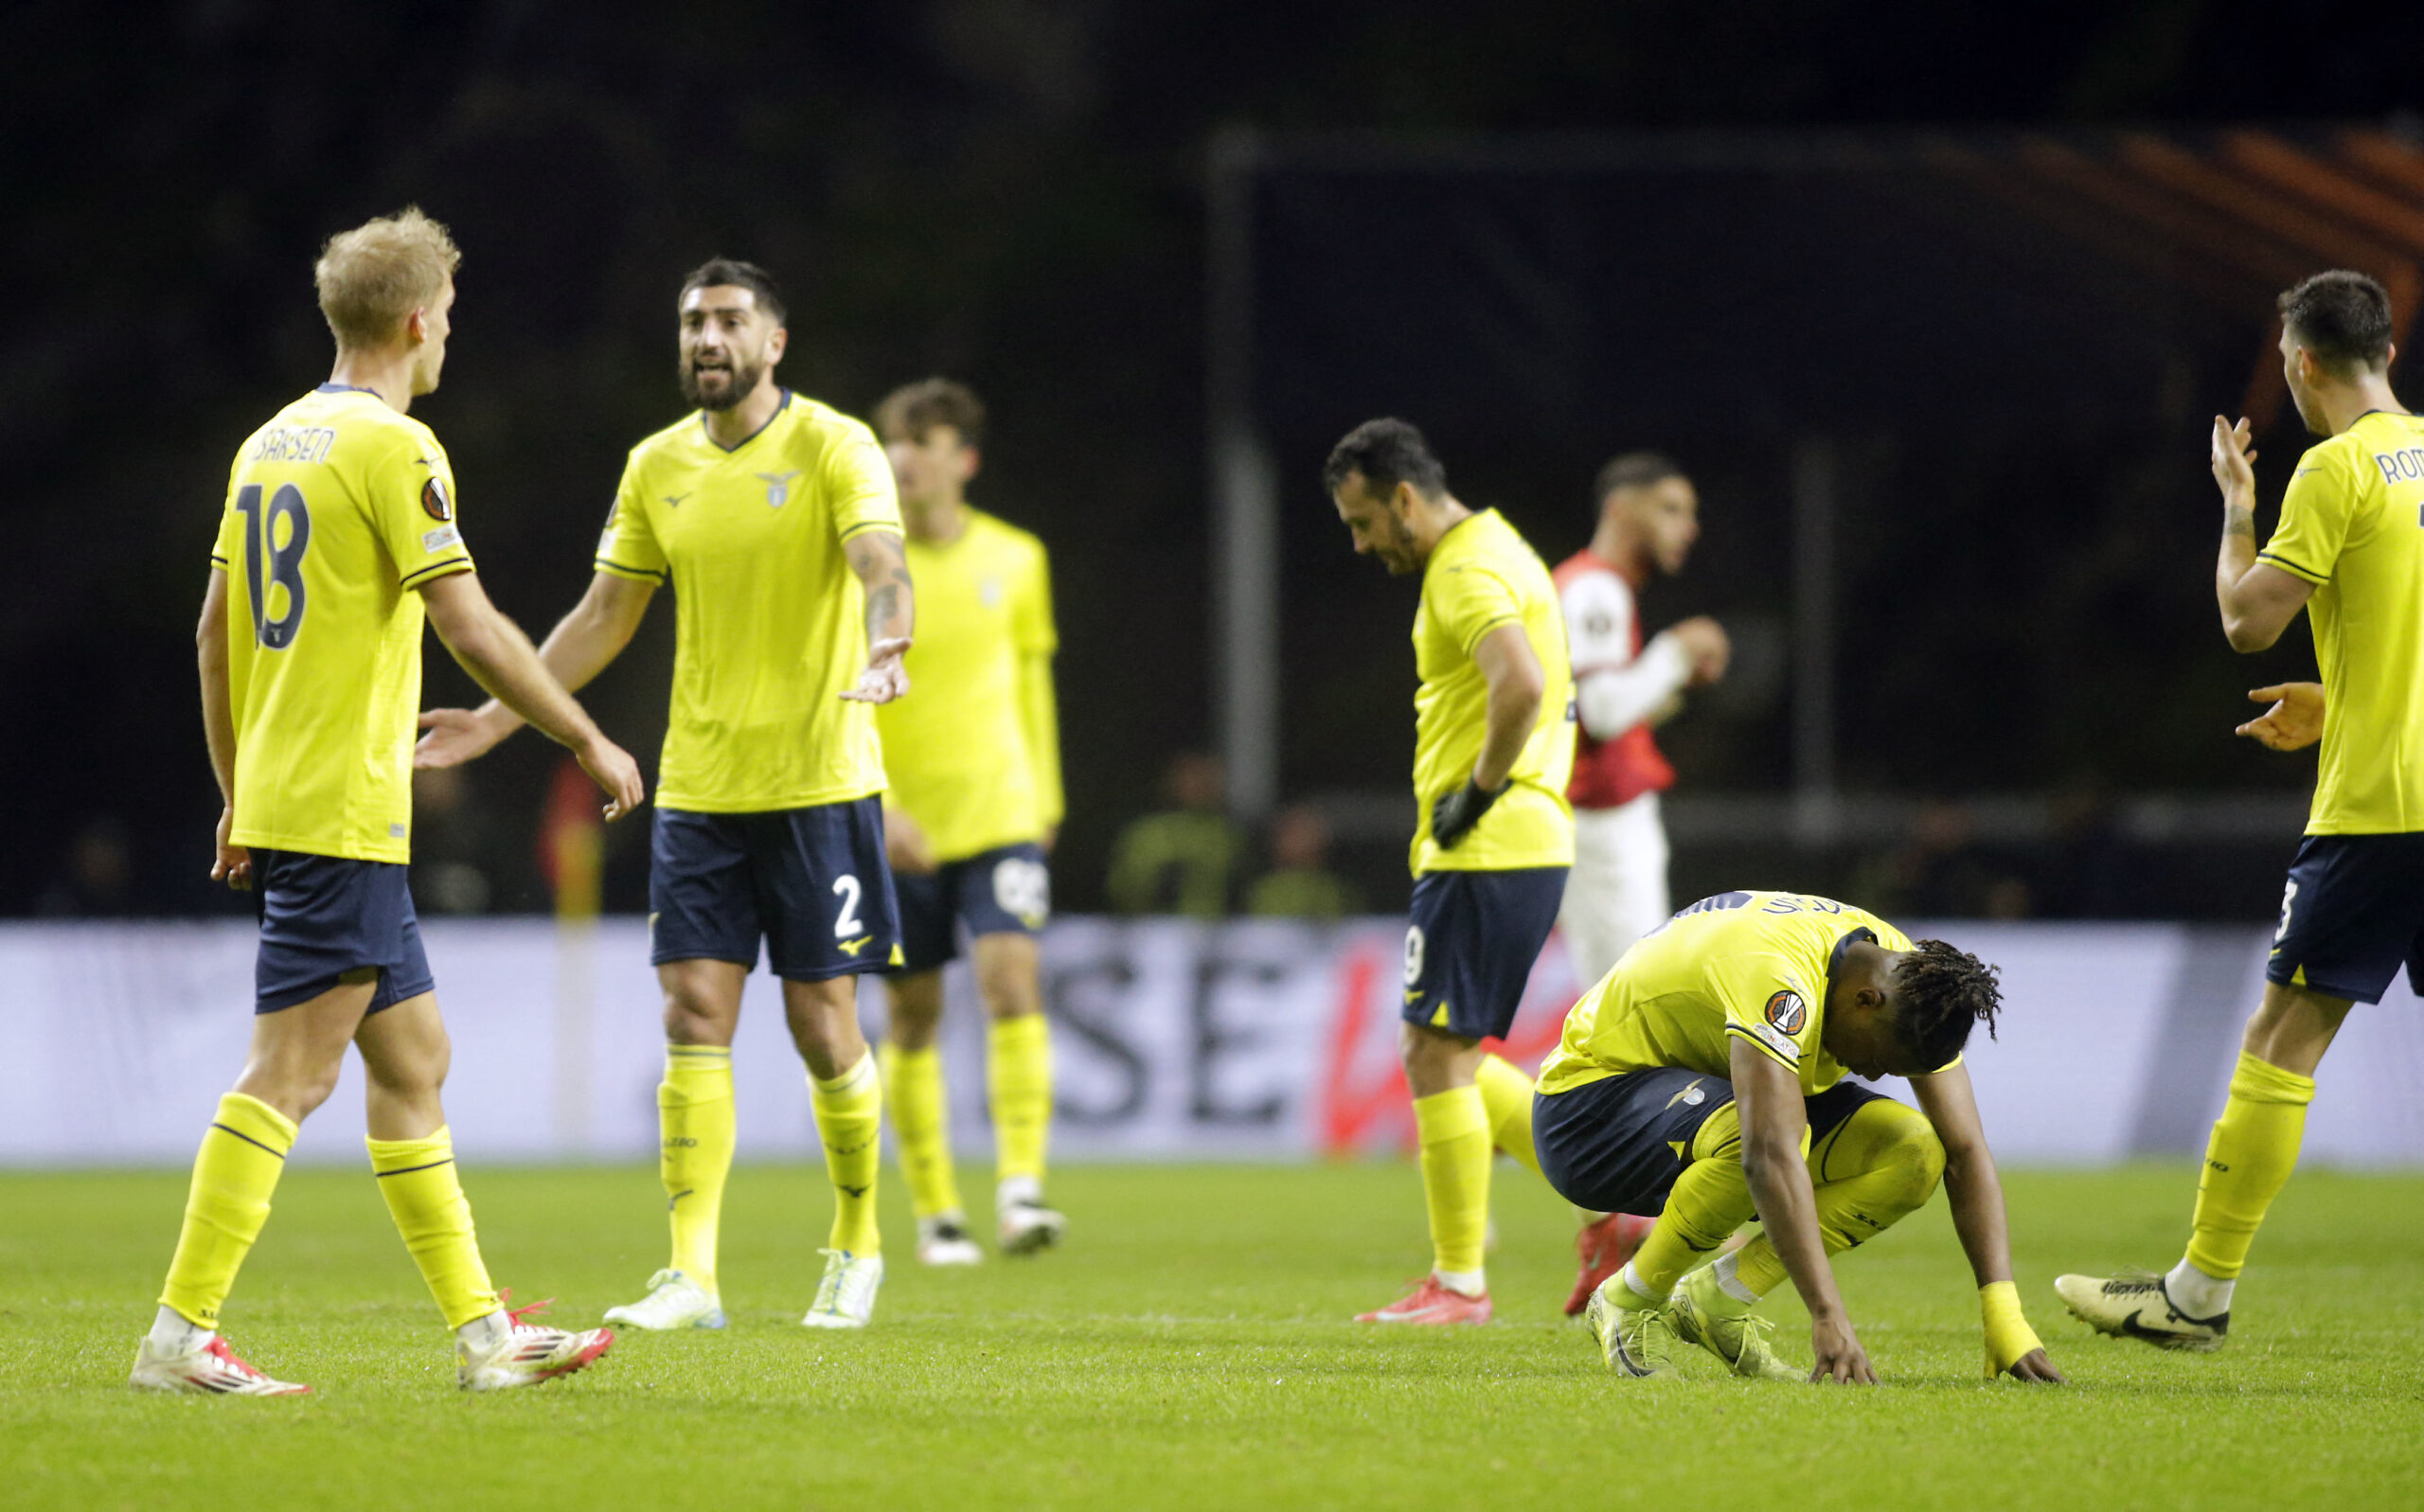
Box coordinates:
[1534,891,2063,1383]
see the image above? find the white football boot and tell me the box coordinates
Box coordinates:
[916,1216,984,1268]
[130,1333,310,1396]
[456,1300,615,1391]
[603,1269,727,1330]
[801,1250,884,1329]
[996,1178,1067,1256]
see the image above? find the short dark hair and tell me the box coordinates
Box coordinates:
[875,377,987,449]
[1892,939,2002,1072]
[1594,451,1685,506]
[2278,270,2393,374]
[679,258,787,325]
[1323,418,1447,501]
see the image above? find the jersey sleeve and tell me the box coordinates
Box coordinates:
[825,423,902,544]
[594,463,668,584]
[1710,952,1822,1074]
[1014,539,1064,828]
[368,436,475,590]
[1432,560,1526,657]
[2260,446,2355,586]
[1560,569,1636,672]
[209,486,240,572]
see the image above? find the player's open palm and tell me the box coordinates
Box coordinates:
[841,637,912,704]
[1809,1316,1877,1384]
[415,707,504,769]
[2237,683,2323,752]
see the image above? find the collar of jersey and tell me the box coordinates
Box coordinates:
[699,387,792,454]
[1825,925,1878,1005]
[313,382,381,398]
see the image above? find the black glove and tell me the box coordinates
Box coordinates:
[1430,777,1506,850]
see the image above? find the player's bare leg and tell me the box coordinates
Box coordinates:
[2058,981,2349,1349]
[1358,1024,1495,1325]
[882,969,982,1264]
[972,933,1063,1254]
[785,974,886,1327]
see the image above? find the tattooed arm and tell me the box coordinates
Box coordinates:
[2209,415,2312,653]
[841,526,915,703]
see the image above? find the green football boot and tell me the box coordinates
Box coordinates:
[1584,1276,1680,1379]
[1669,1264,1802,1381]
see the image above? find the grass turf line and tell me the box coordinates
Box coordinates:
[1,1163,2418,1510]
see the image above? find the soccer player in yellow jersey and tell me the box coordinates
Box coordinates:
[1325,418,1577,1325]
[132,209,646,1396]
[1537,891,2064,1384]
[417,259,916,1332]
[867,379,1068,1265]
[2060,271,2424,1350]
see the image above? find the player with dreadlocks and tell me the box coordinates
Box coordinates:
[1529,891,2065,1384]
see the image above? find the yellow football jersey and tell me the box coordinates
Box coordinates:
[1534,891,1915,1098]
[874,508,1061,861]
[596,392,902,812]
[207,385,475,863]
[1409,508,1577,874]
[2258,409,2424,834]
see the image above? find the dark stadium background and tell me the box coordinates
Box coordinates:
[6,0,2421,920]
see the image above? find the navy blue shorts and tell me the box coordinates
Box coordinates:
[1401,865,1568,1041]
[649,800,902,981]
[1534,1069,1886,1216]
[894,842,1051,974]
[2266,832,2424,1005]
[250,848,435,1015]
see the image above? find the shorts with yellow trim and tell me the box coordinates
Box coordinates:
[1533,1070,1887,1216]
[2266,831,2424,1005]
[1400,865,1567,1041]
[649,799,901,982]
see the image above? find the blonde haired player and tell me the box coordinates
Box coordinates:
[418,259,916,1332]
[869,378,1067,1264]
[2059,270,2424,1349]
[134,208,645,1396]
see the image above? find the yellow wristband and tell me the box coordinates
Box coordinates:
[1980,1281,2042,1378]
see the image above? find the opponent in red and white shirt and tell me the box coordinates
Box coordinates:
[1554,453,1729,987]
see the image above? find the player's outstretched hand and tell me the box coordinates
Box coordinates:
[2237,682,2324,752]
[416,707,507,769]
[578,736,647,822]
[1808,1316,1877,1385]
[2210,414,2257,499]
[1671,615,1731,685]
[2003,1347,2065,1383]
[840,637,912,704]
[211,804,252,891]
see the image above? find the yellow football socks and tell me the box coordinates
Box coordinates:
[1413,1085,1492,1285]
[1730,1097,1945,1297]
[366,1127,500,1330]
[811,1052,883,1255]
[660,1043,736,1290]
[882,1041,962,1219]
[1624,1099,1757,1304]
[1473,1053,1542,1181]
[989,1013,1053,1186]
[158,1093,295,1329]
[2184,1051,2316,1281]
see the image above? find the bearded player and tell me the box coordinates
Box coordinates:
[417,258,914,1331]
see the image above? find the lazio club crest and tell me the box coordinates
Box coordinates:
[757,470,801,508]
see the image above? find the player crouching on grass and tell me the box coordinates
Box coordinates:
[1533,891,2064,1384]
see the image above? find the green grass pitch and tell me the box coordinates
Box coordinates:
[3,1161,2419,1509]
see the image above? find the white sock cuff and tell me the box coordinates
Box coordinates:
[1435,1268,1487,1297]
[1713,1250,1761,1304]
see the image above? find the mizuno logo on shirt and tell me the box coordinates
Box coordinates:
[838,935,871,956]
[663,492,691,507]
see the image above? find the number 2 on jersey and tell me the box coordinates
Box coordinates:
[235,482,311,649]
